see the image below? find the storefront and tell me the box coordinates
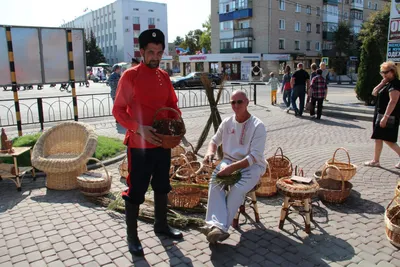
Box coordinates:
[178,53,262,81]
[159,56,173,71]
[261,54,291,76]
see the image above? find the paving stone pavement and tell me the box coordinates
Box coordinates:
[1,103,400,267]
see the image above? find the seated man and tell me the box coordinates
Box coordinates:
[202,90,267,243]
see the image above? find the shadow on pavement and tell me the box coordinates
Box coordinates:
[313,117,366,129]
[209,228,354,266]
[322,189,385,215]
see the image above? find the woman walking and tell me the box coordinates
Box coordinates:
[281,66,292,110]
[364,61,400,169]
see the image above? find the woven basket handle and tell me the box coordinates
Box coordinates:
[153,107,183,125]
[321,164,345,192]
[88,157,111,183]
[274,147,284,160]
[331,147,351,166]
[387,193,400,223]
[122,155,127,165]
[180,153,197,176]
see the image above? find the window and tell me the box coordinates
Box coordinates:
[114,45,117,52]
[148,9,154,12]
[125,16,129,20]
[108,21,111,29]
[106,46,109,53]
[323,41,333,50]
[306,5,311,15]
[105,34,108,42]
[316,24,321,33]
[307,23,311,32]
[368,1,371,8]
[306,41,311,51]
[110,33,112,41]
[220,21,233,31]
[344,12,348,19]
[237,0,248,9]
[295,40,300,50]
[133,16,140,24]
[133,30,140,38]
[316,7,320,16]
[133,8,139,11]
[315,42,320,51]
[295,22,301,32]
[148,17,155,25]
[113,32,116,40]
[220,39,233,49]
[350,10,363,20]
[374,3,378,10]
[134,43,140,50]
[279,19,285,30]
[279,0,285,11]
[279,39,285,49]
[113,20,116,27]
[296,3,301,13]
[100,23,103,31]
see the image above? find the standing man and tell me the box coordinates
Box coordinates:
[112,29,183,257]
[309,69,328,120]
[290,63,310,116]
[108,64,121,102]
[320,62,329,101]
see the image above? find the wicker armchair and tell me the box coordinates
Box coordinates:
[31,122,98,190]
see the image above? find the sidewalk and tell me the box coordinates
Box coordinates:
[0,104,399,267]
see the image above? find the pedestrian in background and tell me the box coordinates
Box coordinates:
[281,66,292,110]
[364,61,400,169]
[309,69,327,120]
[320,62,329,101]
[108,64,121,103]
[290,63,310,116]
[267,72,280,105]
[306,63,318,111]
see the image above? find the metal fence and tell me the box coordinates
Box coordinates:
[0,83,256,131]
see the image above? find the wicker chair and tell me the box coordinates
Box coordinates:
[31,122,98,190]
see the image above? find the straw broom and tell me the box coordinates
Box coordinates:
[195,74,227,159]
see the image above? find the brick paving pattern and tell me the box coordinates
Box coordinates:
[0,102,399,266]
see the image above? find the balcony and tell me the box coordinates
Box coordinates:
[323,0,338,5]
[219,8,253,22]
[351,1,363,10]
[220,47,252,53]
[323,31,335,41]
[234,28,253,38]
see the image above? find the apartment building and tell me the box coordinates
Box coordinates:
[61,0,168,65]
[209,0,387,77]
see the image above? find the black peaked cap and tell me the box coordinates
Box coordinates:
[139,29,165,50]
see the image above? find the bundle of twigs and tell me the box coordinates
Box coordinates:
[212,170,242,187]
[195,74,227,159]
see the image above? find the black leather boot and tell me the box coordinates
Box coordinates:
[154,193,183,239]
[125,200,144,257]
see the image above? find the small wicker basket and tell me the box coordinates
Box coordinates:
[77,158,112,197]
[318,165,352,203]
[118,154,129,178]
[152,107,186,149]
[324,147,357,181]
[256,162,277,197]
[385,194,400,248]
[267,147,293,180]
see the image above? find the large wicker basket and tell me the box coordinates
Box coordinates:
[324,148,357,181]
[276,176,319,200]
[152,107,186,149]
[118,154,128,178]
[77,158,112,197]
[256,162,277,197]
[318,165,352,203]
[267,147,293,180]
[385,194,400,248]
[168,185,201,209]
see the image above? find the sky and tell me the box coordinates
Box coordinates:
[0,0,210,42]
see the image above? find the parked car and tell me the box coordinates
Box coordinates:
[172,72,222,89]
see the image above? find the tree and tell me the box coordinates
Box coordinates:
[180,29,203,55]
[355,4,390,105]
[85,30,106,66]
[173,36,184,46]
[333,22,352,57]
[199,15,211,52]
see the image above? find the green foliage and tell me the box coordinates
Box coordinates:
[200,15,211,52]
[173,36,184,46]
[330,57,347,75]
[86,30,106,66]
[179,15,211,54]
[356,4,390,105]
[3,133,125,166]
[333,21,352,57]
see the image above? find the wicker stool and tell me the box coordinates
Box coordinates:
[232,183,260,228]
[276,177,319,234]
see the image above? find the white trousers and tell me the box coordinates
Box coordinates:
[205,159,264,232]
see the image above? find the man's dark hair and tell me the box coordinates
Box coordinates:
[131,58,139,64]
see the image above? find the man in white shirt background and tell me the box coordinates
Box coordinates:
[201,90,267,244]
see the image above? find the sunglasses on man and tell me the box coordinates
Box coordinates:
[230,100,244,105]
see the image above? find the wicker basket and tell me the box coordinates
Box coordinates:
[118,155,129,178]
[171,145,186,158]
[77,158,111,197]
[256,162,277,197]
[152,107,186,149]
[276,177,319,200]
[267,147,293,180]
[385,194,400,247]
[396,182,400,205]
[318,165,352,203]
[168,186,201,209]
[324,147,357,181]
[196,174,210,198]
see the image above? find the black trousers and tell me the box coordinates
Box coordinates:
[126,147,171,204]
[310,97,324,119]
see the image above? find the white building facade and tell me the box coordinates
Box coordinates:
[62,0,168,65]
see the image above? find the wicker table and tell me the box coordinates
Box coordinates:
[0,147,36,191]
[276,177,319,234]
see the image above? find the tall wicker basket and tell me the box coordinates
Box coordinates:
[385,194,400,248]
[267,147,293,180]
[324,147,357,181]
[256,162,277,197]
